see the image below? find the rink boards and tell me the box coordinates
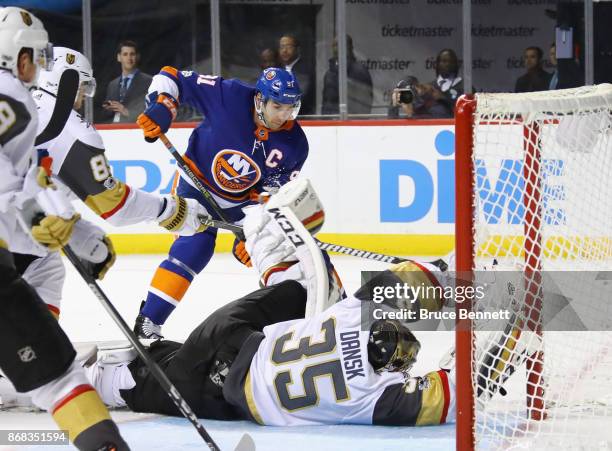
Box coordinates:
[91,121,456,256]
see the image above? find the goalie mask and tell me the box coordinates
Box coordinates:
[0,7,52,82]
[368,319,420,374]
[38,47,96,98]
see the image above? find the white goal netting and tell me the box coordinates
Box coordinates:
[468,84,612,450]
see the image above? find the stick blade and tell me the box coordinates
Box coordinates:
[233,433,255,451]
[35,68,79,146]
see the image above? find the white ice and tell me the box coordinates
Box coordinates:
[0,254,455,451]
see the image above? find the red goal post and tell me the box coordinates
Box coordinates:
[454,85,612,450]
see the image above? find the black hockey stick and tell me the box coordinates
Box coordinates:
[62,245,255,451]
[197,212,412,264]
[158,134,416,265]
[35,68,79,146]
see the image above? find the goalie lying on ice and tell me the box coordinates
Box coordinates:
[85,181,456,426]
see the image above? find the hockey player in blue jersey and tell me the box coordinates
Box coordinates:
[134,66,316,339]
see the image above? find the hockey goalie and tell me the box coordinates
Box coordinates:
[76,178,457,427]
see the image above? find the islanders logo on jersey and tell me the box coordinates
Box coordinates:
[211,150,261,193]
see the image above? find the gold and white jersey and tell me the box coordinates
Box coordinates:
[245,296,405,426]
[32,88,163,226]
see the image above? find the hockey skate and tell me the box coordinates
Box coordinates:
[133,301,164,341]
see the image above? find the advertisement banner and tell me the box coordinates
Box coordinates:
[92,123,458,253]
[346,0,557,111]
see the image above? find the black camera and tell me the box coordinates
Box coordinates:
[395,77,419,105]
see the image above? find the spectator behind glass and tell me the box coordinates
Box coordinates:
[259,48,281,70]
[100,40,152,123]
[432,49,463,113]
[278,34,315,115]
[548,42,582,90]
[321,35,373,116]
[514,46,551,93]
[387,76,453,119]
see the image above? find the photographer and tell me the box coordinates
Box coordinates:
[387,76,453,119]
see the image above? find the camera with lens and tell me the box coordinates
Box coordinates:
[395,77,419,105]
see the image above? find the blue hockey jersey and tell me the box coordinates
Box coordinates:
[147,67,309,217]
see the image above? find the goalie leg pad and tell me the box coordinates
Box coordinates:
[0,248,75,392]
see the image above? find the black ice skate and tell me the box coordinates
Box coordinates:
[134,301,164,340]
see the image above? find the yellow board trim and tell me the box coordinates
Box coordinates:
[106,233,456,256]
[103,232,612,259]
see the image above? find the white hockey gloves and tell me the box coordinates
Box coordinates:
[157,195,211,235]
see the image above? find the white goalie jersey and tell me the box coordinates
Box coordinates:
[225,292,454,427]
[244,296,405,426]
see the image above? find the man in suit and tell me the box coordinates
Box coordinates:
[100,40,152,123]
[279,34,315,115]
[548,42,583,90]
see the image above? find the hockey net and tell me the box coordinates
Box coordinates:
[455,84,612,450]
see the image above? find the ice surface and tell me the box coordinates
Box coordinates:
[0,254,455,451]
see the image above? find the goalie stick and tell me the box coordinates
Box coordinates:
[62,245,255,451]
[158,134,420,266]
[35,68,79,146]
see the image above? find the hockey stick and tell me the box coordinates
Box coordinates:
[62,245,255,451]
[35,69,79,146]
[312,240,410,264]
[158,133,246,241]
[158,134,416,265]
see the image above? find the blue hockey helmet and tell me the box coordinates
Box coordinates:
[255,68,302,122]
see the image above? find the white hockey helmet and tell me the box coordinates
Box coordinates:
[0,7,52,77]
[38,47,96,97]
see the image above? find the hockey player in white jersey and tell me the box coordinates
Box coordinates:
[34,47,208,233]
[22,47,211,317]
[0,7,129,450]
[85,179,455,427]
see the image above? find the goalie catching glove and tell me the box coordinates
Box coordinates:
[157,195,210,235]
